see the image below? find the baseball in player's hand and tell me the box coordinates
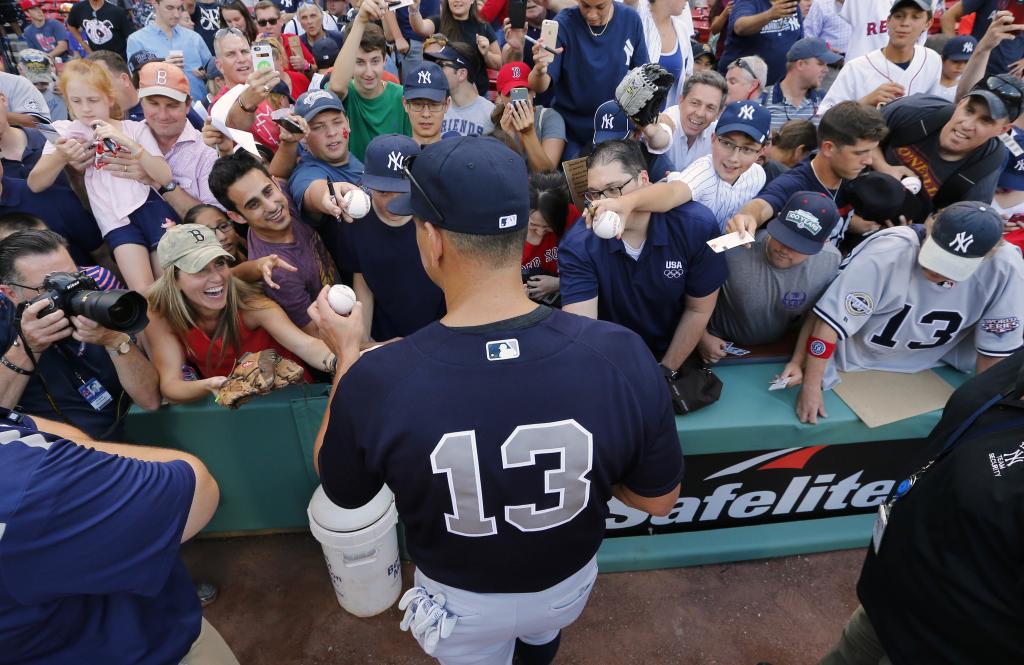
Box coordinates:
[725,213,757,246]
[796,385,827,425]
[309,285,365,362]
[775,360,803,388]
[698,332,728,364]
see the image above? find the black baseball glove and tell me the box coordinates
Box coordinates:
[615,63,676,127]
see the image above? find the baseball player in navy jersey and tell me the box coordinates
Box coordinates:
[310,136,682,665]
[796,201,1024,424]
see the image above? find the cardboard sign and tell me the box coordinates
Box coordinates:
[561,157,589,214]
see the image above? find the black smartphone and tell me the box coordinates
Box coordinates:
[273,117,304,134]
[509,0,526,29]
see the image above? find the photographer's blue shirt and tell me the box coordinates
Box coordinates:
[558,202,727,357]
[0,177,103,266]
[335,207,446,340]
[0,420,200,663]
[719,0,803,85]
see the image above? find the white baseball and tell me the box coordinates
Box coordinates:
[901,176,922,195]
[343,188,371,219]
[592,210,623,239]
[327,284,356,315]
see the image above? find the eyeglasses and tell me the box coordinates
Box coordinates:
[257,17,279,26]
[716,136,761,157]
[975,75,1023,119]
[403,155,446,224]
[583,177,634,205]
[7,281,43,293]
[731,57,756,81]
[407,100,446,113]
[211,221,234,235]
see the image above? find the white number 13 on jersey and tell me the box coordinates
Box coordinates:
[430,419,593,537]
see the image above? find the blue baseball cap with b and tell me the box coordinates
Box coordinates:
[942,35,977,62]
[387,136,529,235]
[715,101,772,144]
[786,37,841,65]
[295,89,345,121]
[403,62,449,102]
[362,134,420,193]
[918,201,1003,281]
[593,100,633,144]
[766,191,839,255]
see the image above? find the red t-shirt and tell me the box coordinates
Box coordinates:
[522,230,559,276]
[184,314,311,380]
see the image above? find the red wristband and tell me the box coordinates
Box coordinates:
[807,336,836,359]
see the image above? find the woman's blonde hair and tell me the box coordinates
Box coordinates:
[58,58,122,121]
[146,266,269,370]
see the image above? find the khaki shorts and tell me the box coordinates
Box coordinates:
[818,605,893,665]
[180,618,240,665]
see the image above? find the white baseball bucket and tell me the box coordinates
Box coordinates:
[307,484,402,617]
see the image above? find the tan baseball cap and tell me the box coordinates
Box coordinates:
[138,61,190,102]
[158,224,234,273]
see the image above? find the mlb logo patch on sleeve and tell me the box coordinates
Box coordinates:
[486,339,520,361]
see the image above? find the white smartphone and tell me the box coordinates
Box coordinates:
[540,19,558,48]
[168,49,183,61]
[251,43,274,73]
[387,0,413,10]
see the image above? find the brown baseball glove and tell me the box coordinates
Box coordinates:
[216,349,305,408]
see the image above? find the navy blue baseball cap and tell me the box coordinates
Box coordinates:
[787,37,841,65]
[999,128,1024,190]
[847,171,932,225]
[715,101,771,144]
[311,37,341,70]
[129,49,162,74]
[204,56,222,81]
[424,45,469,70]
[387,136,529,235]
[403,62,449,101]
[295,89,345,120]
[766,191,839,255]
[692,40,717,65]
[942,35,977,62]
[593,100,634,144]
[362,134,420,193]
[918,201,1003,281]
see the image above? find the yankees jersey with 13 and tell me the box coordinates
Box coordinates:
[812,227,1024,373]
[668,154,766,231]
[318,307,683,594]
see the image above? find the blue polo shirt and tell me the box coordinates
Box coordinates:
[558,202,728,357]
[547,5,648,148]
[755,155,849,244]
[719,0,803,85]
[125,24,213,102]
[0,177,102,265]
[334,208,446,340]
[0,420,201,663]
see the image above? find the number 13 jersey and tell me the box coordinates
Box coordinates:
[813,226,1024,374]
[319,307,684,593]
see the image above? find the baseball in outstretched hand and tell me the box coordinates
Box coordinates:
[327,284,357,315]
[343,189,372,219]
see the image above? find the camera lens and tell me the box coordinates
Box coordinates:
[67,290,149,334]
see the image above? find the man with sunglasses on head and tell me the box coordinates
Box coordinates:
[312,135,681,665]
[871,73,1024,210]
[559,139,728,375]
[213,27,283,151]
[725,55,769,103]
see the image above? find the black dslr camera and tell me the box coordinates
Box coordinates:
[17,272,149,335]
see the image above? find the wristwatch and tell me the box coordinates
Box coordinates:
[110,334,133,356]
[158,181,178,195]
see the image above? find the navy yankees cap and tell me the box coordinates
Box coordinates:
[846,171,932,225]
[424,45,469,70]
[403,62,449,102]
[715,101,771,144]
[128,49,161,75]
[387,136,529,235]
[362,134,420,193]
[766,191,839,255]
[295,89,345,121]
[942,35,977,62]
[787,37,841,65]
[593,100,634,144]
[311,37,341,70]
[918,201,1003,281]
[999,128,1024,190]
[692,40,716,65]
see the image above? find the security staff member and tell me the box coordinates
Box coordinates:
[820,348,1024,664]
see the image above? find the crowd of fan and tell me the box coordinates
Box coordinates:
[0,0,1022,442]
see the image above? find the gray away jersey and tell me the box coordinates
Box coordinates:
[812,227,1024,373]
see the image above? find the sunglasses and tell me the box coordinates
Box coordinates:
[257,16,279,25]
[976,75,1023,119]
[731,57,756,81]
[214,26,245,39]
[403,154,446,224]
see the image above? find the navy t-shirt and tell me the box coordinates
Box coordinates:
[335,208,446,340]
[719,0,803,85]
[2,128,56,181]
[963,0,998,40]
[0,421,201,663]
[0,177,103,266]
[395,0,441,42]
[547,5,648,147]
[319,307,683,593]
[558,202,728,357]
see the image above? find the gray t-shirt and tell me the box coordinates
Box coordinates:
[441,96,495,137]
[709,232,841,345]
[0,72,50,122]
[535,106,566,142]
[881,95,1003,205]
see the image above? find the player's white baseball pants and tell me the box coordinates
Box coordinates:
[404,556,598,665]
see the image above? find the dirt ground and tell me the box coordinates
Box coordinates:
[182,534,863,665]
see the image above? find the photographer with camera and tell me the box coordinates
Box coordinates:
[0,230,161,441]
